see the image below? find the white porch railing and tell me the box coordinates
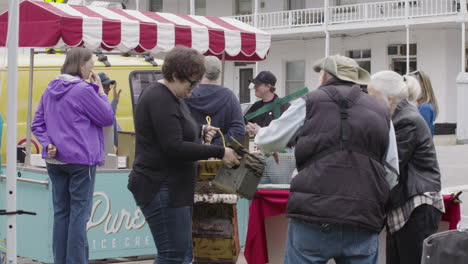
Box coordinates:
[231,8,325,29]
[229,0,461,29]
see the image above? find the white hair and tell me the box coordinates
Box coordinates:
[404,75,421,103]
[203,56,221,81]
[369,71,408,101]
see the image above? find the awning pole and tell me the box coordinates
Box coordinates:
[25,48,34,167]
[6,0,19,263]
[221,53,226,86]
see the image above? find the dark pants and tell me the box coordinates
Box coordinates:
[140,184,193,264]
[46,163,96,264]
[386,204,442,264]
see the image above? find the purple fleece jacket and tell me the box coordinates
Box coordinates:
[32,74,114,165]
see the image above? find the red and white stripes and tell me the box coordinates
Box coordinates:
[0,0,271,61]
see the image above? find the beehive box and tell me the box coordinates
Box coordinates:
[192,203,240,264]
[213,154,265,199]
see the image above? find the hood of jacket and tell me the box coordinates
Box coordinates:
[184,84,233,116]
[47,74,83,99]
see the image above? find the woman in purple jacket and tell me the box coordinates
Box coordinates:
[32,47,114,264]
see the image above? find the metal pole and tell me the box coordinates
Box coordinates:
[221,53,226,86]
[406,25,410,74]
[135,0,140,10]
[463,22,466,72]
[324,0,330,56]
[325,31,330,57]
[405,0,410,74]
[25,49,34,167]
[190,0,194,15]
[6,0,19,262]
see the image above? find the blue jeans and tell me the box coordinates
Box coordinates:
[140,184,193,264]
[284,218,379,264]
[46,163,96,264]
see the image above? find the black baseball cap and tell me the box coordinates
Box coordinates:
[98,72,116,85]
[249,71,277,86]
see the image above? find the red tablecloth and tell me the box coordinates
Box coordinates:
[244,189,461,264]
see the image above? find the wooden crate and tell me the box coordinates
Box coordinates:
[192,203,240,264]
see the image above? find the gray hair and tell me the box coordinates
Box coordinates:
[369,71,408,101]
[203,56,222,81]
[405,75,421,103]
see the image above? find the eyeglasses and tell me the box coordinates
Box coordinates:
[185,78,200,88]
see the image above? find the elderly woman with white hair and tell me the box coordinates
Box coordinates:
[405,75,421,104]
[368,71,443,264]
[185,56,245,146]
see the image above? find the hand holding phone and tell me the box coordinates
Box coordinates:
[90,71,105,95]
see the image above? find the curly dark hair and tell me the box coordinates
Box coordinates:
[162,46,205,82]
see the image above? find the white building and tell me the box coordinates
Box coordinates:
[145,0,466,134]
[2,0,465,133]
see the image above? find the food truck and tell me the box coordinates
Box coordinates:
[0,1,271,262]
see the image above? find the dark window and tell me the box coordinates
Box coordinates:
[150,0,163,12]
[129,70,163,114]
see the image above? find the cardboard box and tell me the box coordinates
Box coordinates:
[118,131,135,169]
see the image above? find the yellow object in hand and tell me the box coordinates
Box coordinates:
[205,116,226,148]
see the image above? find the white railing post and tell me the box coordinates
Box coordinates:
[253,0,258,28]
[462,0,467,14]
[190,0,194,15]
[405,0,409,19]
[364,3,369,22]
[288,10,292,27]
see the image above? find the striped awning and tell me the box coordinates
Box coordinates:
[0,0,271,61]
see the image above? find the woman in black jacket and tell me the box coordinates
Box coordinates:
[128,46,240,264]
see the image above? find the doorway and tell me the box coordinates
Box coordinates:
[239,68,253,104]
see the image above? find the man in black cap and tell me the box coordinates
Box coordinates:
[98,72,122,147]
[244,71,290,137]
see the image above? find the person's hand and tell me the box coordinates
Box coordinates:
[204,125,219,144]
[222,148,241,168]
[272,152,279,164]
[246,122,261,137]
[47,144,57,158]
[89,71,105,94]
[111,82,122,101]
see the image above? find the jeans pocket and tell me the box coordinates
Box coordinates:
[349,228,378,256]
[291,220,323,254]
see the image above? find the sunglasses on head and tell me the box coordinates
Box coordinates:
[409,70,422,77]
[185,78,200,88]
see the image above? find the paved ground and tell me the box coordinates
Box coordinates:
[13,135,468,264]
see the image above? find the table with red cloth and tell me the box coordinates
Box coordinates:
[244,189,461,264]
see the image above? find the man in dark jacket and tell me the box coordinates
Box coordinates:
[369,71,443,264]
[185,56,245,146]
[255,55,399,264]
[244,71,290,136]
